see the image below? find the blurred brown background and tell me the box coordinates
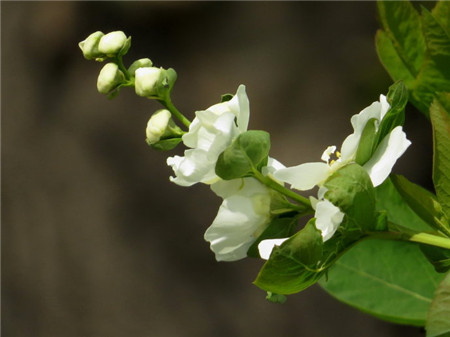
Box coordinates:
[2,2,433,337]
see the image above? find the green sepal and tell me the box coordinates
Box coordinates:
[420,245,450,274]
[324,163,376,232]
[253,219,324,295]
[221,93,234,103]
[376,81,408,145]
[391,174,450,236]
[355,118,377,165]
[216,130,271,180]
[118,36,132,57]
[149,137,183,151]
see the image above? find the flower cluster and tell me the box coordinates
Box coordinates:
[79,31,417,297]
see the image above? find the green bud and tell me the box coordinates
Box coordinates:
[135,67,164,98]
[128,58,153,77]
[145,109,183,145]
[79,31,104,60]
[97,63,125,94]
[98,31,128,56]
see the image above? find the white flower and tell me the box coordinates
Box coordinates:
[145,109,172,144]
[97,63,124,94]
[274,95,411,190]
[167,85,249,186]
[98,31,128,56]
[135,67,164,98]
[204,177,272,262]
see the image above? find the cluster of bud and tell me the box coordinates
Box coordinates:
[79,31,130,61]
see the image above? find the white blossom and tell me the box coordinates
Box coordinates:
[167,85,249,186]
[274,95,411,190]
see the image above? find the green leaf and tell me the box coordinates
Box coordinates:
[376,81,408,144]
[216,130,270,180]
[320,239,445,326]
[376,2,450,116]
[430,94,450,219]
[375,29,416,84]
[377,1,426,77]
[426,272,450,337]
[324,163,376,232]
[391,174,449,236]
[413,7,450,115]
[253,220,324,294]
[421,245,450,274]
[375,178,434,232]
[247,214,299,258]
[431,1,450,37]
[149,137,182,151]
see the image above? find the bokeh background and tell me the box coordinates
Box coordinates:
[3,2,433,337]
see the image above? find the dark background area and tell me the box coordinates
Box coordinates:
[2,2,433,337]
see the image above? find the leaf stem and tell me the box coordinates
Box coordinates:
[368,230,450,250]
[253,169,313,211]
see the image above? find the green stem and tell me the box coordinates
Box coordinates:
[253,169,312,211]
[115,56,130,80]
[368,230,450,250]
[159,98,191,129]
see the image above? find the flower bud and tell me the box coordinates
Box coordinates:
[79,31,104,60]
[97,63,125,94]
[128,58,153,77]
[135,67,164,98]
[98,31,128,56]
[146,109,172,144]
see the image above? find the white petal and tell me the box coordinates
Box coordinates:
[363,126,411,187]
[258,238,288,260]
[274,162,330,190]
[379,94,390,120]
[262,157,286,181]
[205,178,271,261]
[315,199,344,241]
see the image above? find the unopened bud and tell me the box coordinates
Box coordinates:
[128,58,153,77]
[97,63,125,94]
[135,67,164,98]
[146,109,173,144]
[98,31,129,56]
[79,31,104,60]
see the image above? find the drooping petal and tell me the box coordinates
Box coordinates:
[274,162,330,191]
[205,178,272,261]
[315,199,344,242]
[363,126,411,187]
[258,238,288,260]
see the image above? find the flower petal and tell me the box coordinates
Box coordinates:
[205,178,271,261]
[315,199,344,241]
[258,238,288,260]
[363,126,411,187]
[274,162,330,190]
